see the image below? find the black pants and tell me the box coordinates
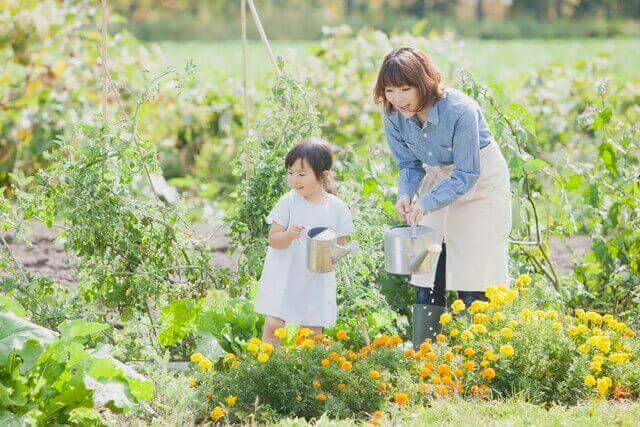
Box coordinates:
[415,243,487,307]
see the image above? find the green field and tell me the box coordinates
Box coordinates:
[153,38,640,83]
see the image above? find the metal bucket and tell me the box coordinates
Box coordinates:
[384,225,441,279]
[306,227,356,273]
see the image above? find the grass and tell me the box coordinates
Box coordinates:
[152,38,640,85]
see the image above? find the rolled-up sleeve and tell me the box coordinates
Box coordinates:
[419,108,481,212]
[384,115,425,199]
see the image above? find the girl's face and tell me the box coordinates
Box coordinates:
[287,158,326,198]
[384,85,421,117]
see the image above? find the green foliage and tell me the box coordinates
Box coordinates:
[0,307,152,425]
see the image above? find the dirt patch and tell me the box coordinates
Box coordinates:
[2,221,239,287]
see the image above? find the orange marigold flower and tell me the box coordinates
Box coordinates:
[368,370,382,379]
[377,382,388,393]
[431,375,442,384]
[443,351,454,362]
[340,360,353,370]
[453,368,464,377]
[315,393,327,401]
[435,384,448,397]
[321,358,330,367]
[419,366,431,378]
[481,368,496,380]
[436,333,447,344]
[336,329,348,340]
[393,392,409,405]
[464,347,476,357]
[312,380,321,388]
[329,352,340,361]
[419,341,431,352]
[437,364,451,376]
[338,383,346,391]
[404,348,415,358]
[463,360,475,371]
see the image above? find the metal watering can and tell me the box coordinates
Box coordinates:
[304,227,359,273]
[383,225,441,280]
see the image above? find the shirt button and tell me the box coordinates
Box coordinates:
[423,133,427,138]
[428,152,433,156]
[448,147,452,151]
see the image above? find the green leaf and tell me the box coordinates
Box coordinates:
[361,178,377,195]
[523,158,548,174]
[58,320,109,341]
[564,174,583,191]
[0,296,26,318]
[0,410,35,427]
[588,107,612,130]
[505,103,536,137]
[0,312,57,365]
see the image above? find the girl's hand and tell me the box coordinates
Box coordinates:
[406,204,425,226]
[285,225,304,240]
[395,195,412,219]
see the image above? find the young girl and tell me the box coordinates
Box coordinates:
[254,138,354,345]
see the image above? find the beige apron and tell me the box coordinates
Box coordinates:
[409,142,512,291]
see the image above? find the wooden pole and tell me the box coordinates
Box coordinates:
[241,0,250,179]
[246,0,279,73]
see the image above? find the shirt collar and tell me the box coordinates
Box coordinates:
[401,101,439,126]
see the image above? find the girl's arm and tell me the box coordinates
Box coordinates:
[268,222,303,249]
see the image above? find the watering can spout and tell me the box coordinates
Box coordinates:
[330,241,360,264]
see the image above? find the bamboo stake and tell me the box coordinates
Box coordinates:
[246,0,279,73]
[241,0,250,179]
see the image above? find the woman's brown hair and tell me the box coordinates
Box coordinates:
[373,46,445,115]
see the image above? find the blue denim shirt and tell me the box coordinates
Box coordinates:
[383,87,494,212]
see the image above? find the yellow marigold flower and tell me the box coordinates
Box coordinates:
[480,359,490,368]
[501,327,513,339]
[312,380,321,388]
[589,361,602,372]
[336,329,348,340]
[210,406,225,421]
[190,352,204,363]
[231,360,240,368]
[520,308,532,321]
[623,328,635,338]
[577,324,589,334]
[260,343,274,354]
[587,406,596,415]
[198,358,213,371]
[470,324,487,334]
[534,310,545,319]
[453,368,463,377]
[464,347,476,357]
[592,328,604,336]
[377,382,387,393]
[322,338,331,346]
[480,367,496,380]
[274,328,287,340]
[443,351,454,362]
[440,312,452,325]
[575,308,586,319]
[449,328,460,337]
[321,358,330,367]
[484,351,499,362]
[463,360,475,371]
[393,392,409,405]
[596,377,612,397]
[586,311,602,324]
[338,383,346,390]
[431,375,442,384]
[608,352,630,364]
[223,353,236,363]
[577,344,589,354]
[246,343,259,353]
[225,395,237,406]
[460,330,473,341]
[584,375,596,387]
[453,345,462,353]
[368,370,382,379]
[436,333,447,344]
[451,299,466,314]
[257,352,270,363]
[297,327,312,338]
[499,344,514,357]
[492,312,506,323]
[315,393,327,401]
[435,384,448,397]
[248,337,261,346]
[300,338,315,348]
[188,377,197,388]
[340,360,353,370]
[417,382,429,394]
[474,313,490,324]
[507,320,518,329]
[568,326,579,336]
[404,348,415,358]
[552,322,563,331]
[425,351,437,363]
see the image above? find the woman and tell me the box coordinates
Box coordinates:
[373,46,512,346]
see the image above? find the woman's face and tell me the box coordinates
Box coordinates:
[385,85,421,117]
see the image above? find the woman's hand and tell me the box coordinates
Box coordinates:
[285,225,304,240]
[406,203,425,226]
[395,195,412,220]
